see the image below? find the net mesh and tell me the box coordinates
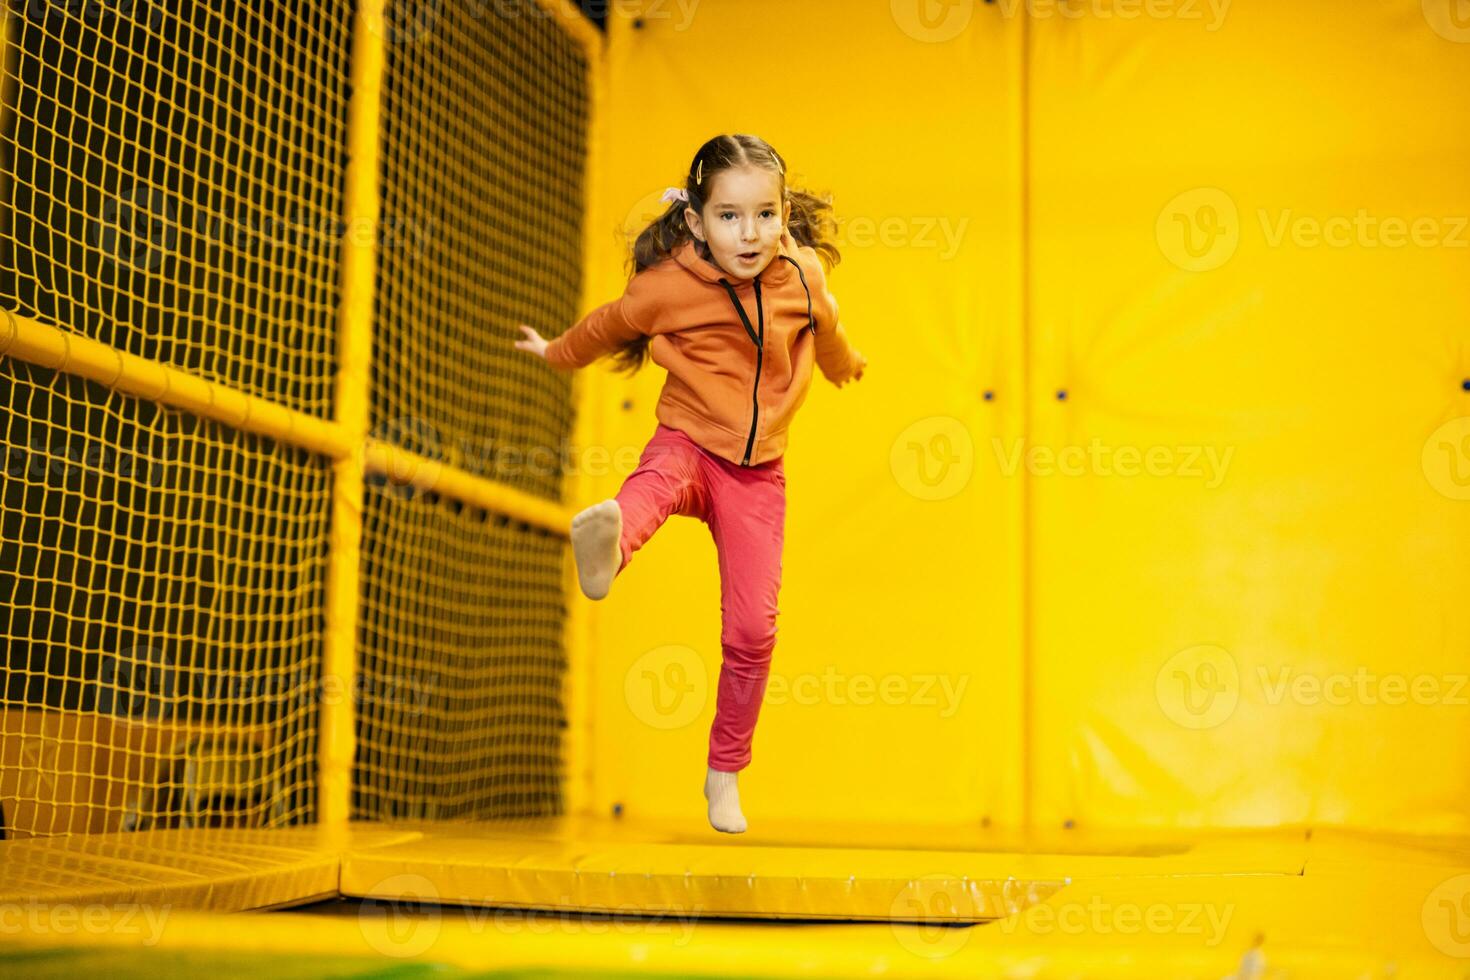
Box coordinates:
[0,357,330,837]
[354,0,588,821]
[370,0,588,504]
[353,484,568,821]
[0,0,354,419]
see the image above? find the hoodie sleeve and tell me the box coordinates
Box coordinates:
[544,269,661,371]
[806,255,862,386]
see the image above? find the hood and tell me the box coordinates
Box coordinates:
[673,228,801,287]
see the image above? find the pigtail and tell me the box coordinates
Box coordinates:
[783,186,841,273]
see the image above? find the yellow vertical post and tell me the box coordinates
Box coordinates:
[560,34,608,820]
[1018,3,1033,834]
[320,0,387,834]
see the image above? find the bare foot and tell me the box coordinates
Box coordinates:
[570,499,622,600]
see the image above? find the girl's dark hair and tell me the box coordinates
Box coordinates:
[608,134,841,375]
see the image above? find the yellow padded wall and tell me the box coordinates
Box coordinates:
[587,1,1026,823]
[1027,1,1470,830]
[581,0,1469,832]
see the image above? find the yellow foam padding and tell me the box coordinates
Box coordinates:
[4,829,1464,976]
[337,818,1308,921]
[1023,0,1470,835]
[0,826,421,911]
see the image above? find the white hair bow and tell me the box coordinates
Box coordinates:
[661,186,690,205]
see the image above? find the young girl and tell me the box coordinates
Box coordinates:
[514,134,865,834]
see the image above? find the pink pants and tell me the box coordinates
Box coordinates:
[614,423,785,772]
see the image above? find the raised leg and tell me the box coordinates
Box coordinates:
[611,424,710,575]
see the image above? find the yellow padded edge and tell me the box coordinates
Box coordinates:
[337,819,1307,922]
[0,826,421,910]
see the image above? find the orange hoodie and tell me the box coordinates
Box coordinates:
[545,229,862,467]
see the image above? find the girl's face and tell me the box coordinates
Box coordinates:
[684,166,791,279]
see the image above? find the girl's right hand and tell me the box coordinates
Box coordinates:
[514,324,548,359]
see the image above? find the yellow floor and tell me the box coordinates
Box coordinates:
[1,818,1466,975]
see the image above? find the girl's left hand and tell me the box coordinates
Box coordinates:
[514,324,549,359]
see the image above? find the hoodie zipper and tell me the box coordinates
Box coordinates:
[717,276,764,466]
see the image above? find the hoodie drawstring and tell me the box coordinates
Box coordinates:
[717,258,816,340]
[778,255,817,337]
